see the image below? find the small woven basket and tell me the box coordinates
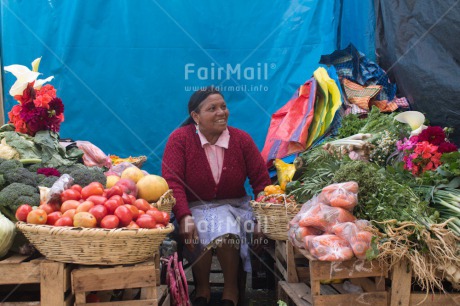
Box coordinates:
[251,196,300,241]
[16,222,174,265]
[131,155,147,168]
[151,189,175,214]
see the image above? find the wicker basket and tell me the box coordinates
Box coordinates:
[251,200,300,241]
[131,155,147,168]
[16,222,174,265]
[151,189,175,214]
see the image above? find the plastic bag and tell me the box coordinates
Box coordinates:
[76,141,112,168]
[288,224,322,249]
[307,234,354,261]
[106,162,136,176]
[332,221,373,260]
[46,174,74,203]
[298,203,356,232]
[319,181,358,212]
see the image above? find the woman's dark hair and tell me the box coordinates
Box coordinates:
[181,86,223,126]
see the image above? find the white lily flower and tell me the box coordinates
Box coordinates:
[4,57,54,97]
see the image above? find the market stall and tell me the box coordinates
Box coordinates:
[0,59,174,305]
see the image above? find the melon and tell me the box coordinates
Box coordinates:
[136,175,169,202]
[121,166,144,183]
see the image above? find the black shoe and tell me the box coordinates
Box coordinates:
[221,299,235,306]
[193,296,209,306]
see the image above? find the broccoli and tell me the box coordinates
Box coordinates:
[0,174,5,190]
[0,159,23,175]
[38,175,59,188]
[3,167,38,187]
[57,163,87,175]
[69,167,107,187]
[0,183,40,220]
[25,163,46,173]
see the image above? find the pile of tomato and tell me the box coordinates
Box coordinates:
[15,182,169,229]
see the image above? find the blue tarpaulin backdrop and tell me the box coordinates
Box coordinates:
[1,0,375,174]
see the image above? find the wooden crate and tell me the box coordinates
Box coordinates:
[71,258,158,306]
[0,253,73,306]
[276,241,389,306]
[157,285,170,306]
[390,259,460,306]
[303,247,388,306]
[274,240,310,283]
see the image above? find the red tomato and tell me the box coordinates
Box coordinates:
[124,204,139,220]
[149,206,159,212]
[109,195,124,207]
[62,209,76,220]
[121,193,135,205]
[15,204,33,222]
[104,199,121,215]
[106,186,123,198]
[39,203,56,215]
[114,206,133,226]
[146,210,165,224]
[70,184,83,193]
[126,221,140,229]
[61,200,80,213]
[128,195,137,204]
[133,198,151,212]
[136,214,157,228]
[46,211,63,225]
[89,205,108,224]
[85,195,107,206]
[81,183,104,199]
[162,212,170,224]
[55,216,73,227]
[155,224,165,229]
[76,201,95,213]
[60,189,81,202]
[100,215,120,229]
[138,210,145,217]
[27,209,47,224]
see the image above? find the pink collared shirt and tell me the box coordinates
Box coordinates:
[197,128,230,184]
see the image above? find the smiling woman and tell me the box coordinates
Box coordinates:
[162,86,271,306]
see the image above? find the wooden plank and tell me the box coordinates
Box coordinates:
[286,241,300,283]
[40,261,67,306]
[410,292,460,306]
[140,286,157,300]
[277,240,287,262]
[296,266,310,283]
[314,292,388,306]
[72,264,155,292]
[320,284,339,295]
[0,254,29,264]
[275,256,289,281]
[75,300,157,306]
[160,293,171,306]
[1,303,40,306]
[0,262,41,284]
[278,281,312,305]
[309,259,385,280]
[390,259,412,306]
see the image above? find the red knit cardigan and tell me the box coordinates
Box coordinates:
[162,124,271,223]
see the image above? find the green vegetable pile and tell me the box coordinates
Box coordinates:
[0,125,107,221]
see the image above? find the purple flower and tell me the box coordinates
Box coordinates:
[438,142,458,153]
[48,97,64,115]
[37,167,61,177]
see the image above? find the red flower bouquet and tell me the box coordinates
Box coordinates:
[397,126,457,176]
[4,58,64,136]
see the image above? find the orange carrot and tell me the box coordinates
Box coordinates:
[350,231,373,259]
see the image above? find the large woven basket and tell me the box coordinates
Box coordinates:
[151,189,175,214]
[16,222,174,265]
[251,200,300,241]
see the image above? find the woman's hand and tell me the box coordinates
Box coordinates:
[179,215,199,252]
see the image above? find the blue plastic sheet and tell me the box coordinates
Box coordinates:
[1,0,375,174]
